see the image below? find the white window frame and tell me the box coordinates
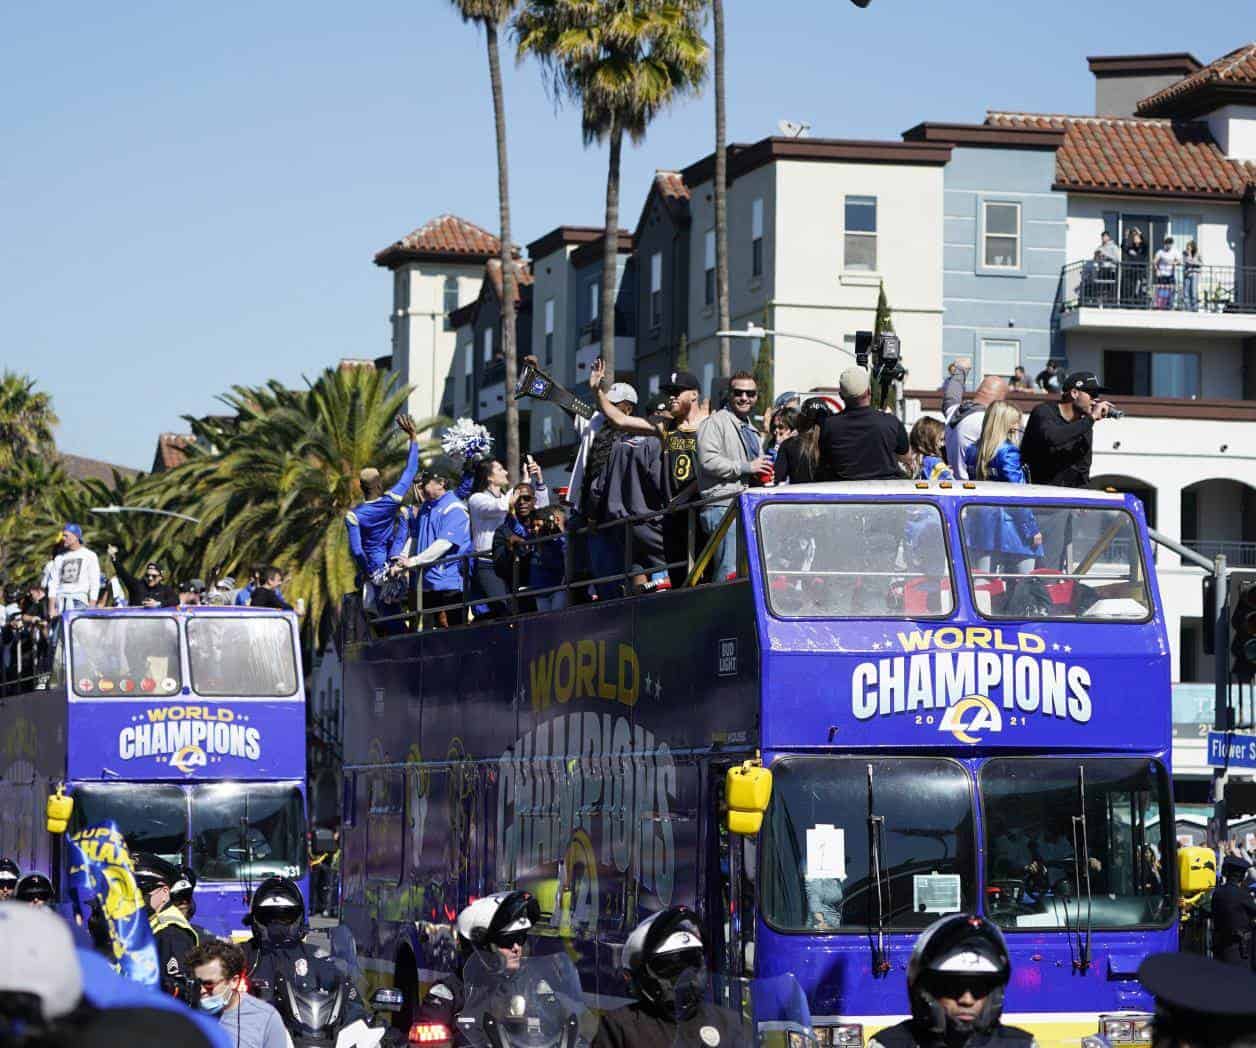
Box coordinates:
[442,276,458,330]
[650,251,663,328]
[981,201,1022,270]
[979,338,1021,381]
[843,195,878,273]
[702,361,715,399]
[544,298,555,363]
[463,342,473,401]
[704,230,716,306]
[751,198,764,277]
[482,326,493,363]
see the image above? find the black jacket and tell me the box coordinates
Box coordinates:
[150,904,198,997]
[871,1018,1035,1048]
[244,936,367,1024]
[1020,403,1094,488]
[592,1000,750,1048]
[773,435,817,485]
[1211,881,1256,951]
[114,557,179,607]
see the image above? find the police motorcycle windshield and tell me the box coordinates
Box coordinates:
[458,952,593,1048]
[274,978,383,1048]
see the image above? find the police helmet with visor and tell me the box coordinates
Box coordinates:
[14,873,55,906]
[454,890,540,956]
[907,914,1010,1037]
[248,875,307,943]
[622,906,708,1021]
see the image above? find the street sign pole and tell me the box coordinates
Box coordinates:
[1213,554,1229,848]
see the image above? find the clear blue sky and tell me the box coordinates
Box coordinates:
[2,2,1248,469]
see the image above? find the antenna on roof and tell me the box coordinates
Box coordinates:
[778,120,812,138]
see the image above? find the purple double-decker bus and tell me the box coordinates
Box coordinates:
[340,481,1172,1048]
[0,605,309,937]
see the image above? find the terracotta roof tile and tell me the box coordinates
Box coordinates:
[374,214,501,267]
[486,257,534,299]
[152,433,194,474]
[655,170,690,202]
[986,111,1256,198]
[1137,43,1256,116]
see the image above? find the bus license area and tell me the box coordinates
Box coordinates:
[758,501,1150,622]
[71,616,181,696]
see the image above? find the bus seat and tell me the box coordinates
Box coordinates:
[973,578,1005,615]
[904,577,951,616]
[1029,568,1075,605]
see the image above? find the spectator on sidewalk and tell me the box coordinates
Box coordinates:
[696,372,772,581]
[1009,366,1034,392]
[941,359,1008,479]
[47,524,101,621]
[818,367,909,481]
[107,547,179,608]
[344,414,421,613]
[401,456,471,629]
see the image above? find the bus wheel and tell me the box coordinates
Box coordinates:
[393,948,419,1036]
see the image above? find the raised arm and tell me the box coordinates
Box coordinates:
[590,358,660,439]
[109,546,143,602]
[941,358,971,417]
[387,415,421,502]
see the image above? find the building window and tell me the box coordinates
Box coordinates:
[588,281,599,323]
[482,326,494,363]
[1104,350,1200,399]
[648,374,660,396]
[704,230,716,306]
[463,343,473,402]
[544,298,555,365]
[982,202,1021,269]
[979,338,1020,381]
[650,252,662,329]
[844,196,877,271]
[442,276,458,330]
[752,197,764,277]
[702,361,715,400]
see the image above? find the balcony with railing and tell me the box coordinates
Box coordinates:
[1057,259,1256,336]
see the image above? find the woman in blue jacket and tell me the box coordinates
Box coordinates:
[964,402,1042,575]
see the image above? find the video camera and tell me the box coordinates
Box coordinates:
[854,330,907,411]
[513,362,595,421]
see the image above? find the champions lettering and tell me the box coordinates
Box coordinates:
[118,706,261,762]
[851,628,1093,725]
[497,712,675,911]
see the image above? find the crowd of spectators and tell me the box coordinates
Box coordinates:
[345,350,1119,631]
[1078,228,1207,311]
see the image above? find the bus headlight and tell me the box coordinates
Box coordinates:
[815,1023,864,1047]
[1098,1014,1153,1043]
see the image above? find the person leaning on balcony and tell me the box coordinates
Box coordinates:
[1121,227,1148,305]
[1183,240,1202,312]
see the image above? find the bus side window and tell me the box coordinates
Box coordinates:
[366,769,405,886]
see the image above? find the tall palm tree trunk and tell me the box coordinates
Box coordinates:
[600,118,623,379]
[486,19,521,482]
[713,0,730,381]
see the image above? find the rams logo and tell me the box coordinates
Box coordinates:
[170,744,208,775]
[937,695,1003,744]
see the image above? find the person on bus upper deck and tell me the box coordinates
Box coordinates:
[1138,951,1256,1048]
[0,860,19,900]
[941,360,1008,481]
[132,852,198,997]
[1210,855,1256,967]
[249,566,293,611]
[592,906,748,1048]
[47,523,102,622]
[869,914,1034,1048]
[696,371,772,583]
[400,456,473,629]
[963,403,1042,576]
[817,367,910,482]
[345,413,421,604]
[14,873,54,906]
[1019,372,1113,490]
[105,547,179,608]
[415,890,541,1037]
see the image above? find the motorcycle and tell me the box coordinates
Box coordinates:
[456,953,593,1048]
[274,976,386,1048]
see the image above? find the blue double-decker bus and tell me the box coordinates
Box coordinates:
[339,481,1171,1047]
[0,606,309,937]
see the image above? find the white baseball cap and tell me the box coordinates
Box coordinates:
[0,902,83,1020]
[608,382,638,406]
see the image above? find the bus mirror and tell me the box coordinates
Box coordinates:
[726,762,773,835]
[46,784,73,835]
[1178,845,1216,896]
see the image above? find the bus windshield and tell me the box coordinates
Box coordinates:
[186,617,298,698]
[982,757,1173,931]
[71,616,181,697]
[190,782,304,882]
[762,757,976,932]
[69,783,187,865]
[959,504,1150,621]
[759,502,953,618]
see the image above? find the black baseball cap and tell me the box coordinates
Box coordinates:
[661,370,701,395]
[419,454,461,486]
[1063,371,1108,395]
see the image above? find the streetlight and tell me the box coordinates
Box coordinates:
[715,323,857,359]
[90,505,201,525]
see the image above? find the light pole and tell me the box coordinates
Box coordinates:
[90,505,202,525]
[715,322,857,359]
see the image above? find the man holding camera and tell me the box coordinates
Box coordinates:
[1020,371,1114,489]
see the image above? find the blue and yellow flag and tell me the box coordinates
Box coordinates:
[66,822,160,988]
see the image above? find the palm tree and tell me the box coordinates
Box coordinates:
[712,0,730,382]
[451,0,523,482]
[0,371,58,470]
[516,0,708,378]
[168,366,442,649]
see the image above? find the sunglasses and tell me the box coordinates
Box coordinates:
[493,930,529,949]
[646,948,705,981]
[516,494,536,502]
[199,977,231,993]
[928,974,997,1001]
[730,389,757,399]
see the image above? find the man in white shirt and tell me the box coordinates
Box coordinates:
[46,524,101,618]
[940,360,1009,480]
[1153,235,1181,309]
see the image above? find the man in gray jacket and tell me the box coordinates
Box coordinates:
[696,371,772,581]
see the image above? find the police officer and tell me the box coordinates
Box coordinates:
[869,914,1033,1048]
[132,851,199,996]
[1210,855,1256,966]
[171,864,214,943]
[1139,951,1256,1048]
[592,906,748,1048]
[0,859,19,900]
[415,890,541,1036]
[243,875,366,1026]
[14,873,55,906]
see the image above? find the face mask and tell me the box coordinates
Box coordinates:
[199,989,230,1014]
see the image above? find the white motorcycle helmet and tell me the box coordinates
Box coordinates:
[454,890,540,958]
